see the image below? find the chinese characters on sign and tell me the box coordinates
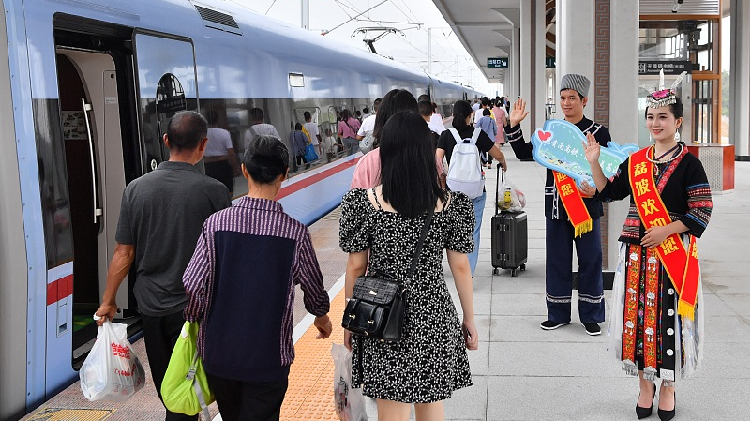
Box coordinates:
[638,61,693,75]
[487,57,508,69]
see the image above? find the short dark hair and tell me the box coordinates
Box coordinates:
[417,100,433,117]
[303,111,312,122]
[483,108,491,116]
[417,94,431,103]
[481,97,490,107]
[372,89,418,142]
[362,107,369,114]
[373,98,382,112]
[249,108,264,123]
[166,111,207,152]
[294,122,303,130]
[380,111,445,218]
[242,135,289,184]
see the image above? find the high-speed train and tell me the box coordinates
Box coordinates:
[0,0,482,417]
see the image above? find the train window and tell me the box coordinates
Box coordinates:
[289,73,304,87]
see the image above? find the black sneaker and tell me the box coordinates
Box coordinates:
[540,320,567,330]
[583,323,601,336]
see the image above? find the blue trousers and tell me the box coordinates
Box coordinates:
[468,192,487,275]
[545,217,605,324]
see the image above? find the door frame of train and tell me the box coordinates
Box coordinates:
[0,0,32,416]
[28,15,142,400]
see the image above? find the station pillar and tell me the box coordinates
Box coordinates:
[730,0,750,159]
[557,0,638,270]
[519,0,547,136]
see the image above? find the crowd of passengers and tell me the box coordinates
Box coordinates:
[95,73,711,421]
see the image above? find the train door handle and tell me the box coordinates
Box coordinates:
[82,99,103,224]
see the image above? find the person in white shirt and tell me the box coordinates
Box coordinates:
[473,97,491,126]
[303,111,322,156]
[322,128,338,163]
[472,99,481,112]
[428,102,445,134]
[242,108,280,150]
[355,98,381,151]
[204,110,239,197]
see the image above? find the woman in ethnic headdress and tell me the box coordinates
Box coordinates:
[582,71,712,421]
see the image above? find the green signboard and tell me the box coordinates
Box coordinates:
[488,57,508,69]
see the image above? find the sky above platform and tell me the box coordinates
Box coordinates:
[224,0,503,96]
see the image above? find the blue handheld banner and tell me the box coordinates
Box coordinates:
[530,120,638,187]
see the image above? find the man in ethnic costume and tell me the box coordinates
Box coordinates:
[506,74,610,335]
[582,71,712,421]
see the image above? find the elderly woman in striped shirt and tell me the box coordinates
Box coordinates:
[183,135,332,420]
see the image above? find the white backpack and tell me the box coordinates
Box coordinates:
[446,128,485,199]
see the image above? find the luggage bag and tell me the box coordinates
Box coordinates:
[491,169,528,277]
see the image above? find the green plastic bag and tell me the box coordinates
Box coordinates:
[161,322,214,418]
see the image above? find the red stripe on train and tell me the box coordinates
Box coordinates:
[275,157,360,201]
[42,161,360,306]
[47,274,73,306]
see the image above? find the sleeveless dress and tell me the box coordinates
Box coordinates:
[339,188,474,403]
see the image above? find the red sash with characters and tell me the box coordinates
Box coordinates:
[628,148,700,320]
[553,172,593,237]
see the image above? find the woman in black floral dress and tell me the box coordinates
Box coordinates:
[340,111,478,420]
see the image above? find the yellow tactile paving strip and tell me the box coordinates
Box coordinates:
[281,290,347,421]
[27,408,114,420]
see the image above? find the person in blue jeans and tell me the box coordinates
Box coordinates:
[437,100,507,275]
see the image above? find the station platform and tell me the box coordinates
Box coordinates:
[21,151,750,421]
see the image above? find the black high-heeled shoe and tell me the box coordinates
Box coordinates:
[657,392,675,421]
[636,383,656,419]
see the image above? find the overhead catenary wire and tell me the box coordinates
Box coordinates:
[245,0,495,91]
[322,0,389,35]
[264,0,278,15]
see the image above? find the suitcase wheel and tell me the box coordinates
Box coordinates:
[493,268,501,276]
[520,264,526,271]
[511,268,518,277]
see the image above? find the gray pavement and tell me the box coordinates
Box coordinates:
[22,151,750,421]
[429,152,750,420]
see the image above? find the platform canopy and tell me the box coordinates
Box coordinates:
[431,0,557,85]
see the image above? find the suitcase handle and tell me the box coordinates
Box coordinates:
[495,165,505,216]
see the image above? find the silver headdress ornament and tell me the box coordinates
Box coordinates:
[640,69,686,108]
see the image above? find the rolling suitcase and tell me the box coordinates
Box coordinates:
[491,170,528,277]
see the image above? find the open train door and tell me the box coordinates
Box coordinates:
[133,32,200,173]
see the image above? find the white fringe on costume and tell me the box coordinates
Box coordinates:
[606,235,704,381]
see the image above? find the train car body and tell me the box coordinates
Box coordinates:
[0,0,479,417]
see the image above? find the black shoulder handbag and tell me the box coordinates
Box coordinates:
[341,208,433,342]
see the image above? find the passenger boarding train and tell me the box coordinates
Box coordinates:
[0,0,481,417]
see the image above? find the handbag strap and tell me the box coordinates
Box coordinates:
[188,350,211,420]
[408,206,435,277]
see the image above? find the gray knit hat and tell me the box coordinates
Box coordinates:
[560,74,591,98]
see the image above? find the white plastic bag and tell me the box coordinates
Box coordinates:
[497,174,526,212]
[80,320,145,401]
[332,344,367,421]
